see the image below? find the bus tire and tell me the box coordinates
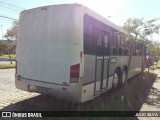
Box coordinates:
[112,69,121,89]
[122,69,127,85]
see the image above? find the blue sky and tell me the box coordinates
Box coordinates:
[0,0,160,40]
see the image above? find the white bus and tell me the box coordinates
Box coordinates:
[16,4,143,103]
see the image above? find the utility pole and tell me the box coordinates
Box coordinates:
[0,25,3,40]
[0,25,3,55]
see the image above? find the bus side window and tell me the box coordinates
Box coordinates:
[124,49,129,56]
[96,35,103,56]
[133,51,138,56]
[104,36,108,47]
[138,50,142,56]
[133,51,136,56]
[119,48,123,55]
[112,47,117,55]
[104,35,109,55]
[97,37,102,47]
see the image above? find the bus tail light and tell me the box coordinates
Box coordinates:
[70,64,80,83]
[80,51,83,63]
[62,82,68,86]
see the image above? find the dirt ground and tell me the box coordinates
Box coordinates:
[137,67,160,120]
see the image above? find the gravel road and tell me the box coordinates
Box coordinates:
[0,69,39,110]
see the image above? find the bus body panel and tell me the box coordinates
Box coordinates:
[83,55,96,85]
[15,76,83,102]
[128,56,142,79]
[81,83,95,102]
[16,5,83,86]
[16,4,85,102]
[109,56,129,76]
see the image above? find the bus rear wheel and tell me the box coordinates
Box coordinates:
[112,70,121,88]
[122,70,127,84]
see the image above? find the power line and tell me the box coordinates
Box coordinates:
[0,5,21,13]
[0,17,13,22]
[6,0,25,5]
[0,14,17,20]
[0,18,13,21]
[0,3,22,11]
[0,0,25,10]
[0,20,12,24]
[0,1,24,21]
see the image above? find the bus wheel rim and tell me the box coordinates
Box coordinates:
[113,73,118,87]
[122,71,126,83]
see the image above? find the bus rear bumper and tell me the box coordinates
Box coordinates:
[15,75,82,103]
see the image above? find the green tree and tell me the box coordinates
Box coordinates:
[124,18,144,41]
[120,18,160,104]
[5,20,18,40]
[0,41,8,55]
[148,41,160,56]
[123,17,160,72]
[124,18,160,43]
[4,20,18,63]
[9,40,16,53]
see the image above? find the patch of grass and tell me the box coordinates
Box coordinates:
[145,62,159,73]
[147,68,155,73]
[0,63,15,69]
[0,54,16,58]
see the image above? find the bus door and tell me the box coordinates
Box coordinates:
[94,31,110,94]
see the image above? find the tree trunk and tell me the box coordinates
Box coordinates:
[8,49,12,64]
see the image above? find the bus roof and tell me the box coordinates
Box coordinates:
[21,3,125,34]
